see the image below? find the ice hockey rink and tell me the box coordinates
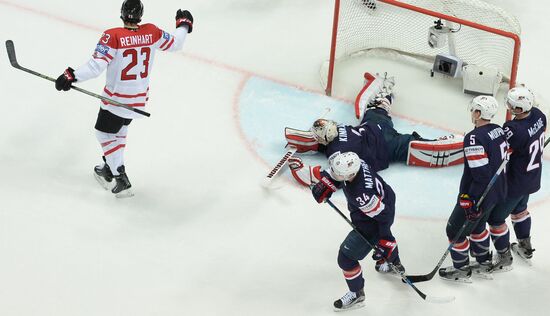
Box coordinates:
[0,0,549,315]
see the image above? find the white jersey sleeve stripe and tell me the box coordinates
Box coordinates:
[467,158,489,168]
[359,195,385,218]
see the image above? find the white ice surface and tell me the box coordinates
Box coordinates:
[0,1,549,315]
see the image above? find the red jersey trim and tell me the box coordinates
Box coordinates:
[162,38,175,51]
[104,87,149,98]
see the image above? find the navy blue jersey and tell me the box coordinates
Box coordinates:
[504,107,547,197]
[342,161,396,239]
[319,123,390,172]
[459,123,508,208]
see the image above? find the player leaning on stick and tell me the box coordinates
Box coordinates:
[487,86,546,270]
[439,96,508,282]
[308,151,405,311]
[285,73,464,183]
[54,0,193,197]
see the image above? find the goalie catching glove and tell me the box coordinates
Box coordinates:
[285,127,319,154]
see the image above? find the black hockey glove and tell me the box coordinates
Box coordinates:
[55,67,76,91]
[176,9,193,33]
[459,194,481,221]
[311,172,337,203]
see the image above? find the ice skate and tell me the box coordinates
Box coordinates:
[111,165,133,198]
[470,260,493,280]
[438,265,472,283]
[511,237,535,265]
[333,289,365,312]
[491,248,513,273]
[375,259,406,276]
[93,157,114,190]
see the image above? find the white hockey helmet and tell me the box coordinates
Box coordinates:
[468,95,499,121]
[506,86,535,114]
[329,152,362,182]
[311,119,338,145]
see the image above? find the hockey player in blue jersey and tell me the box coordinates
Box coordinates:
[285,73,464,179]
[487,86,547,270]
[292,151,405,311]
[439,95,508,282]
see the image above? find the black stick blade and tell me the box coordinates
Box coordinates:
[5,40,19,68]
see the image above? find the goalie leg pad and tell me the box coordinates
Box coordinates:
[407,136,464,168]
[355,72,395,119]
[285,127,319,153]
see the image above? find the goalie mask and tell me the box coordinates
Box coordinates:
[311,119,338,145]
[469,95,498,121]
[121,0,144,24]
[506,86,535,114]
[329,152,361,182]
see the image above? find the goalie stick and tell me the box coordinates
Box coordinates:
[325,199,455,303]
[262,107,332,188]
[407,137,549,283]
[261,146,298,188]
[5,40,150,118]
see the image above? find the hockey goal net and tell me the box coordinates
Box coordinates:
[323,0,521,97]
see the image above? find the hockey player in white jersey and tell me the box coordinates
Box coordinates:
[54,0,193,197]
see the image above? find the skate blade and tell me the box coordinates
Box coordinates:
[439,275,473,283]
[115,189,134,198]
[513,255,533,266]
[471,271,493,280]
[94,173,113,190]
[511,245,533,266]
[333,301,365,312]
[491,265,513,273]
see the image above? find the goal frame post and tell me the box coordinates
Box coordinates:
[325,0,521,120]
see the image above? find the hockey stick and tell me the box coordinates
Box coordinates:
[261,146,298,188]
[325,199,455,303]
[406,158,507,283]
[5,40,151,118]
[407,156,508,283]
[408,137,550,283]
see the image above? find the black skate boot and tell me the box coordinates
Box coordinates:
[511,237,535,264]
[439,265,472,283]
[111,165,133,198]
[94,156,114,190]
[492,247,513,273]
[375,259,406,276]
[333,289,365,312]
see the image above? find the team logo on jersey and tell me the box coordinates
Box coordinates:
[95,44,110,55]
[162,31,170,41]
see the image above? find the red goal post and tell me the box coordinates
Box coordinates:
[324,0,522,115]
